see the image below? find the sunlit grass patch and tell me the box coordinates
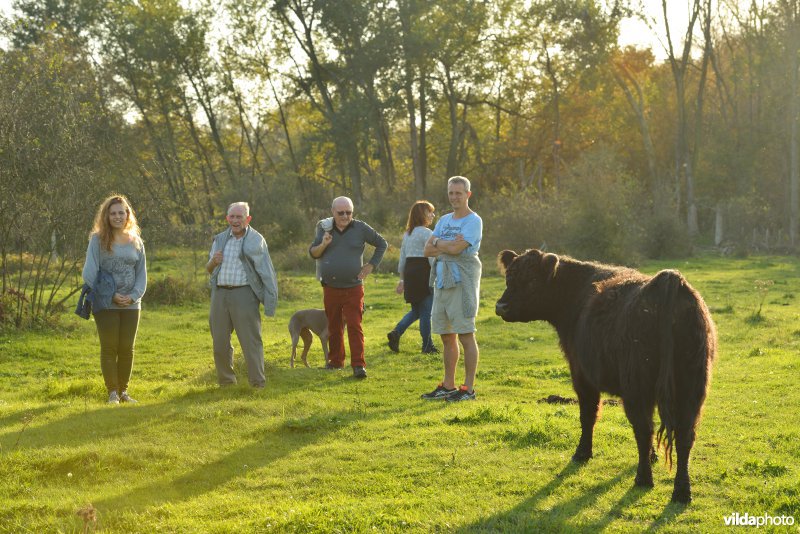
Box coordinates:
[500,417,575,451]
[0,253,798,532]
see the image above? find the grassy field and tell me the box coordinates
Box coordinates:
[0,251,799,533]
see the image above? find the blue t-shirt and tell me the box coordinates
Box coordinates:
[432,212,482,287]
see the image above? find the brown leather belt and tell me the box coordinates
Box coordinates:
[217,285,246,290]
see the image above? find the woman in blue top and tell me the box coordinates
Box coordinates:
[82,195,147,404]
[387,201,438,354]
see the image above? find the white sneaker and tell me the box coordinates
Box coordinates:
[107,391,120,404]
[119,391,137,403]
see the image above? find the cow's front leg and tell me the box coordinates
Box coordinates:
[572,374,600,462]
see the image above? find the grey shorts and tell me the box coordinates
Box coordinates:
[431,285,477,334]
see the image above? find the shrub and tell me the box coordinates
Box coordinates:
[278,276,307,302]
[484,147,695,263]
[272,243,316,273]
[0,289,26,326]
[244,179,319,252]
[639,206,691,259]
[720,196,778,253]
[560,147,644,264]
[481,191,562,272]
[146,276,208,306]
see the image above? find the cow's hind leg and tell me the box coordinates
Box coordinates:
[670,336,710,504]
[623,398,656,488]
[671,422,695,503]
[572,373,600,462]
[671,389,704,503]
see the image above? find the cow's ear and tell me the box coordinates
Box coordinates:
[542,253,559,282]
[497,250,518,274]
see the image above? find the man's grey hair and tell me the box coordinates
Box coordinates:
[448,176,471,192]
[331,196,354,209]
[227,202,250,216]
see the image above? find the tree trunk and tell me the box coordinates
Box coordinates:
[398,1,423,197]
[444,65,460,178]
[543,41,561,192]
[278,0,362,203]
[265,71,307,203]
[663,0,701,235]
[366,80,395,189]
[404,68,423,197]
[457,90,470,169]
[120,59,194,224]
[790,33,799,246]
[612,63,658,198]
[419,71,429,195]
[182,64,237,188]
[715,202,724,245]
[687,0,714,237]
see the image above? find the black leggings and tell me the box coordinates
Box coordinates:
[94,309,140,393]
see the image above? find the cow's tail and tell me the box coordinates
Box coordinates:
[654,270,682,469]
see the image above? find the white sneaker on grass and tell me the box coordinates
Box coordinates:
[119,391,137,403]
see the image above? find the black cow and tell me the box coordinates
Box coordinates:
[495,249,716,504]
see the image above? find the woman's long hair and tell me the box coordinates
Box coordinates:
[405,201,434,235]
[90,194,142,252]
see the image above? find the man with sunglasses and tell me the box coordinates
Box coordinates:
[310,197,387,378]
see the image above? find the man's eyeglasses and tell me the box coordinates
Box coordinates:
[336,210,353,216]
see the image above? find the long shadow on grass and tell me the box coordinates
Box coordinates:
[0,369,372,452]
[452,460,583,533]
[455,463,641,533]
[0,381,393,515]
[0,389,251,450]
[91,406,387,514]
[0,405,54,431]
[580,481,647,532]
[646,500,687,532]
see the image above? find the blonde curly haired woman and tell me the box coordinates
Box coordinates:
[82,195,147,404]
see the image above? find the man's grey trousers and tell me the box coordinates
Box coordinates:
[209,285,265,387]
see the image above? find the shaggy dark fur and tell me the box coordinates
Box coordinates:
[495,249,716,504]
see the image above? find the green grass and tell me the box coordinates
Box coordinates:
[1,254,799,532]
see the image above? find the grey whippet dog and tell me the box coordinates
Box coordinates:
[288,309,330,368]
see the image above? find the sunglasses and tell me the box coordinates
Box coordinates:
[336,210,353,216]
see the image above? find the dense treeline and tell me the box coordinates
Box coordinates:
[1,0,798,326]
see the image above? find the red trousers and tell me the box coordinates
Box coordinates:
[323,285,365,368]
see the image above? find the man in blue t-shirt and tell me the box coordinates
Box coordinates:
[420,176,483,402]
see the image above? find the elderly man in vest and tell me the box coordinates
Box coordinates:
[207,202,278,388]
